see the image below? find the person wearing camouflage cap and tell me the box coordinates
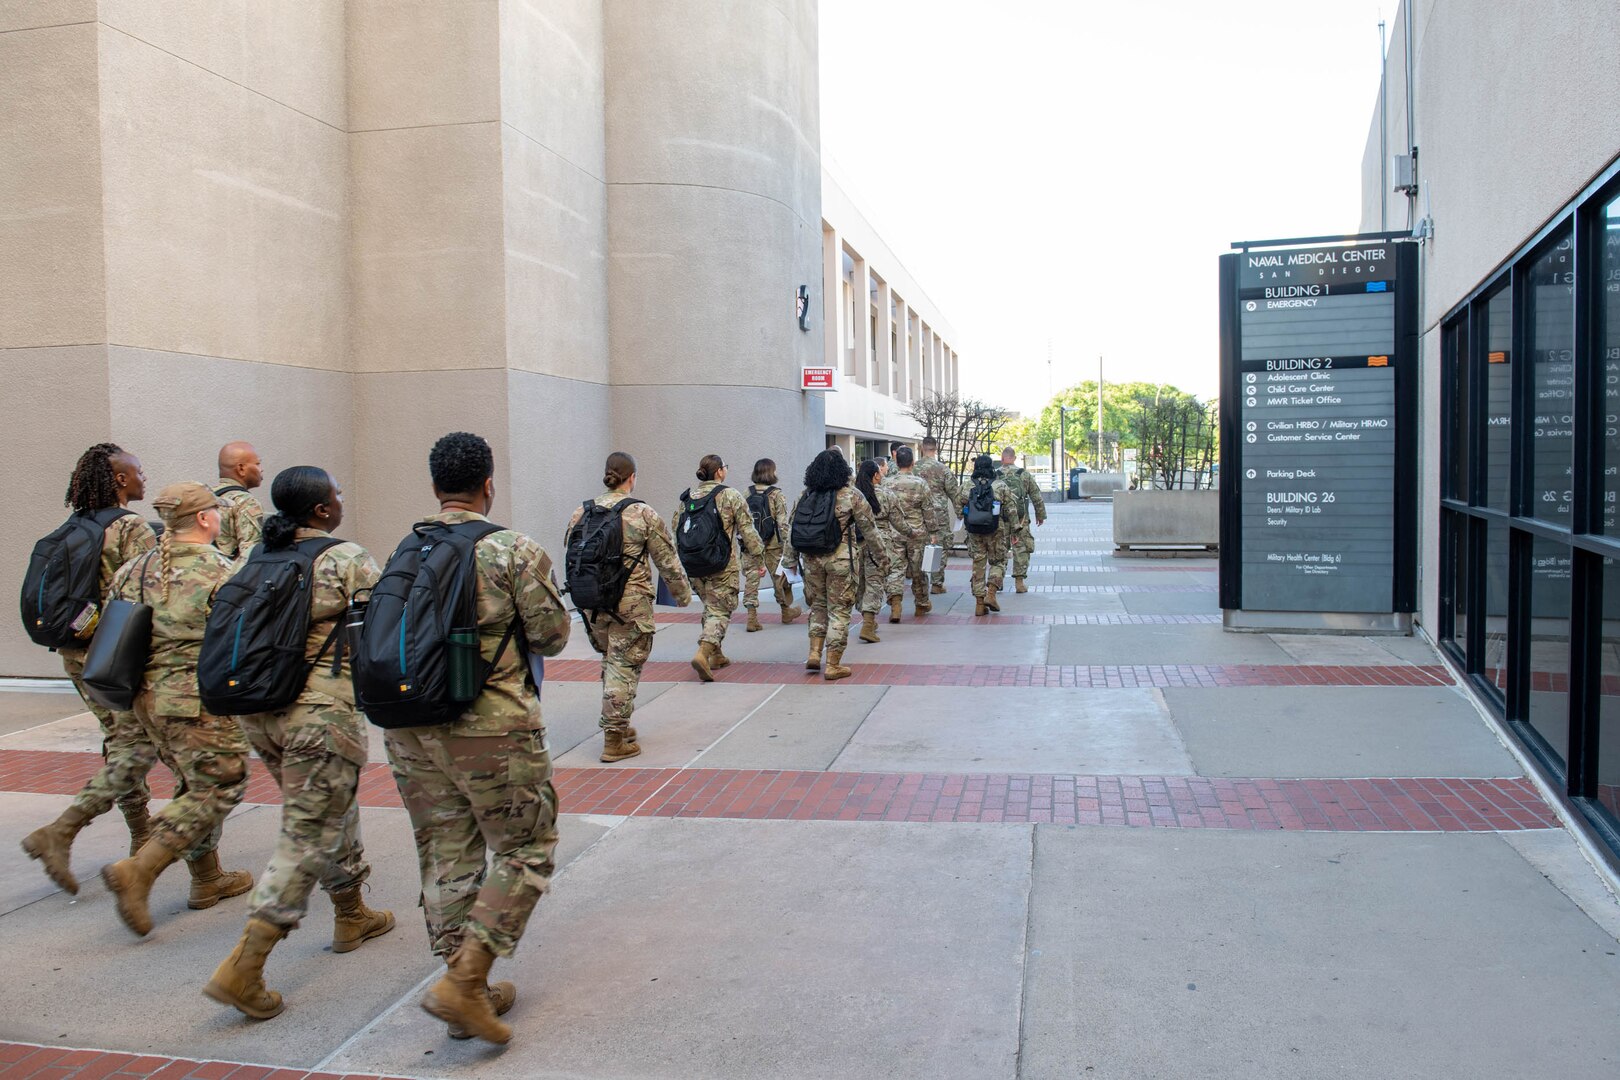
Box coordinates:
[204,466,394,1021]
[100,482,256,937]
[386,432,572,1045]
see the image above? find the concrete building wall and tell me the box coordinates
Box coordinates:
[603,0,824,509]
[1358,0,1620,631]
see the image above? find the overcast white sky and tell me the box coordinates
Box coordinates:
[819,0,1394,414]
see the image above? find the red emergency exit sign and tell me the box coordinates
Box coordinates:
[801,367,835,390]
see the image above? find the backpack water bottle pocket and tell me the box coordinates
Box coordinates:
[446,627,481,702]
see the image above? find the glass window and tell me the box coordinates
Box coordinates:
[1445,512,1469,653]
[1484,521,1511,695]
[1602,197,1620,534]
[1524,535,1571,766]
[1483,289,1512,511]
[1527,233,1575,527]
[1445,319,1470,501]
[1598,558,1620,825]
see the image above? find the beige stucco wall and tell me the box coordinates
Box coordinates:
[0,0,827,676]
[1359,0,1620,633]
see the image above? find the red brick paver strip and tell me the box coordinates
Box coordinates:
[543,660,1454,687]
[0,1044,420,1080]
[656,612,1225,626]
[0,749,1553,832]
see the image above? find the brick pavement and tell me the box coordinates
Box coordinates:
[0,1041,408,1080]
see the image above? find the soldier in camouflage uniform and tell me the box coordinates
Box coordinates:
[997,446,1047,592]
[915,436,961,594]
[100,483,257,937]
[383,432,572,1045]
[959,454,1024,616]
[672,455,764,681]
[785,449,886,680]
[213,440,265,560]
[22,444,158,894]
[204,466,394,1021]
[741,458,800,632]
[853,459,916,644]
[886,447,936,621]
[566,452,693,764]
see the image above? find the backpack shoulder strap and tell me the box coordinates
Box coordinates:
[611,497,644,515]
[214,485,249,498]
[89,506,134,529]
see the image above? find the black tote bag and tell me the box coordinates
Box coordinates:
[80,552,156,712]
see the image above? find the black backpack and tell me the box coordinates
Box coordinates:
[351,520,522,729]
[963,479,1001,535]
[196,537,343,715]
[789,489,844,555]
[746,486,779,545]
[676,487,733,578]
[20,507,134,649]
[565,497,644,620]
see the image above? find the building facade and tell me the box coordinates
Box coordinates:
[819,172,961,458]
[0,0,835,676]
[1359,0,1620,864]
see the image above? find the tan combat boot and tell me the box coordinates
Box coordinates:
[187,849,255,910]
[746,609,763,632]
[422,938,512,1045]
[101,836,182,936]
[691,641,715,682]
[915,594,932,616]
[600,729,642,763]
[1015,577,1028,594]
[449,981,517,1040]
[975,596,988,617]
[780,603,801,624]
[859,612,880,643]
[120,799,152,857]
[985,585,1001,612]
[823,648,851,682]
[710,647,732,671]
[21,804,93,894]
[332,885,395,953]
[888,596,903,624]
[203,917,288,1019]
[931,582,946,595]
[806,635,825,671]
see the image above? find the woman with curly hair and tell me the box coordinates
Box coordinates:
[782,449,887,680]
[20,444,158,895]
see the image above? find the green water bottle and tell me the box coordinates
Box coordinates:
[447,627,481,702]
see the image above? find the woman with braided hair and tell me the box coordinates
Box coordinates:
[853,458,918,645]
[100,482,256,938]
[20,444,158,895]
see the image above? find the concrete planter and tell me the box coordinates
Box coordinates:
[1113,489,1218,554]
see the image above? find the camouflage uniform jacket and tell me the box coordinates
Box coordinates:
[872,486,916,544]
[746,484,792,551]
[959,476,1025,534]
[425,510,571,735]
[567,492,692,632]
[108,541,236,717]
[213,479,264,560]
[670,481,764,578]
[914,456,962,531]
[885,472,933,539]
[784,486,888,576]
[59,512,158,662]
[997,465,1047,525]
[283,528,380,709]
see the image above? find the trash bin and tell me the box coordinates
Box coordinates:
[1068,467,1087,499]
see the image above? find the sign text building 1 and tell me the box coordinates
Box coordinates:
[1218,237,1419,632]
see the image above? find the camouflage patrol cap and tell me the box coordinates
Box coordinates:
[152,481,223,524]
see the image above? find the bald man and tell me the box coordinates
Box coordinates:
[214,441,265,560]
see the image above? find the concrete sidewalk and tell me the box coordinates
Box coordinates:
[2,500,1619,1079]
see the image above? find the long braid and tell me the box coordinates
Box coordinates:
[65,442,123,512]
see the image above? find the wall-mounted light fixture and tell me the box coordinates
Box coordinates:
[796,285,811,331]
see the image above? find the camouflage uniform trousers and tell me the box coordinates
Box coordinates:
[857,534,903,613]
[1001,519,1037,580]
[60,650,153,820]
[586,615,653,736]
[130,693,250,860]
[928,502,954,589]
[691,572,739,647]
[235,705,370,929]
[385,727,559,960]
[966,532,1011,599]
[803,549,860,651]
[740,544,792,612]
[895,535,930,603]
